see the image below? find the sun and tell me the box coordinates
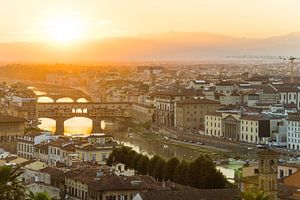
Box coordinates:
[46,16,83,42]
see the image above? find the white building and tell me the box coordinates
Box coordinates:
[17,132,54,159]
[287,115,300,151]
[277,87,300,109]
[205,112,222,137]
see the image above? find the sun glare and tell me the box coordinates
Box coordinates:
[46,16,83,42]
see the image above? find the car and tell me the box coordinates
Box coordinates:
[256,144,266,149]
[196,142,204,145]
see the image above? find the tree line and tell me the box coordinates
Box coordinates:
[106,146,227,189]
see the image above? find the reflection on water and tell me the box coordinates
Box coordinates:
[37,94,91,136]
[77,98,88,102]
[38,117,93,136]
[110,131,241,181]
[64,117,92,136]
[38,118,56,133]
[33,89,239,180]
[57,97,74,102]
[37,97,54,103]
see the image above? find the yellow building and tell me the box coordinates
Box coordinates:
[0,115,25,153]
[175,98,219,132]
[75,134,119,164]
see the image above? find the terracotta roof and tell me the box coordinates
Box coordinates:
[176,98,219,105]
[240,114,270,121]
[206,112,222,117]
[274,86,300,93]
[216,81,235,86]
[136,188,240,200]
[288,114,300,122]
[61,143,76,152]
[88,175,154,191]
[284,171,300,188]
[40,166,63,176]
[0,116,25,123]
[25,132,45,137]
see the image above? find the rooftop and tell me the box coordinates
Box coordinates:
[176,98,219,105]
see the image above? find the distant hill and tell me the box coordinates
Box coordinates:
[1,32,300,62]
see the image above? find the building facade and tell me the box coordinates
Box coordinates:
[174,98,219,132]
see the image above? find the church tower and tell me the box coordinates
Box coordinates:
[257,147,280,200]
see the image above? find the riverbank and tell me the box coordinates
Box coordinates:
[126,125,250,160]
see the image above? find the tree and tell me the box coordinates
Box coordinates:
[186,155,226,189]
[26,191,57,200]
[164,157,179,181]
[174,160,189,185]
[132,154,143,170]
[125,150,138,169]
[235,191,273,200]
[147,155,161,176]
[137,155,150,175]
[153,157,166,181]
[0,166,26,200]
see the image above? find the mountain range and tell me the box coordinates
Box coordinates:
[1,32,300,63]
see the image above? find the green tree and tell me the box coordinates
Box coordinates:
[164,157,180,181]
[125,150,138,169]
[0,166,26,200]
[147,155,161,176]
[137,155,150,175]
[132,154,143,170]
[174,160,189,185]
[187,155,226,189]
[26,191,57,200]
[153,157,166,181]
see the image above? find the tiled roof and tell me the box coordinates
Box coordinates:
[176,98,219,105]
[0,116,25,123]
[136,188,240,200]
[284,171,300,188]
[88,175,154,191]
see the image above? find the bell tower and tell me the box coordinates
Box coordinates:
[257,147,280,200]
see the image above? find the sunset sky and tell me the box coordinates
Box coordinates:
[1,0,300,43]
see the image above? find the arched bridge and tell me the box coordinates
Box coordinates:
[37,102,131,135]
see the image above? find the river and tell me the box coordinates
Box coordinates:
[32,87,241,181]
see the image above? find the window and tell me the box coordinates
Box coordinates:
[279,170,284,178]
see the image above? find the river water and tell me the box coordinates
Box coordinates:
[32,88,240,181]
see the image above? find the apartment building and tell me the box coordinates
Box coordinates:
[131,103,156,124]
[175,98,219,132]
[205,112,222,137]
[75,134,119,164]
[17,131,53,159]
[154,90,204,127]
[0,115,25,153]
[287,114,300,151]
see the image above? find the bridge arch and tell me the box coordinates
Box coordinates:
[56,97,74,103]
[38,117,56,132]
[64,117,93,136]
[37,96,55,103]
[76,98,88,102]
[38,115,104,135]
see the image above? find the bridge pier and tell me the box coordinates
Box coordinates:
[55,118,65,135]
[92,117,102,133]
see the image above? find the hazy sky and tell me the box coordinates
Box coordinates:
[1,0,300,42]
